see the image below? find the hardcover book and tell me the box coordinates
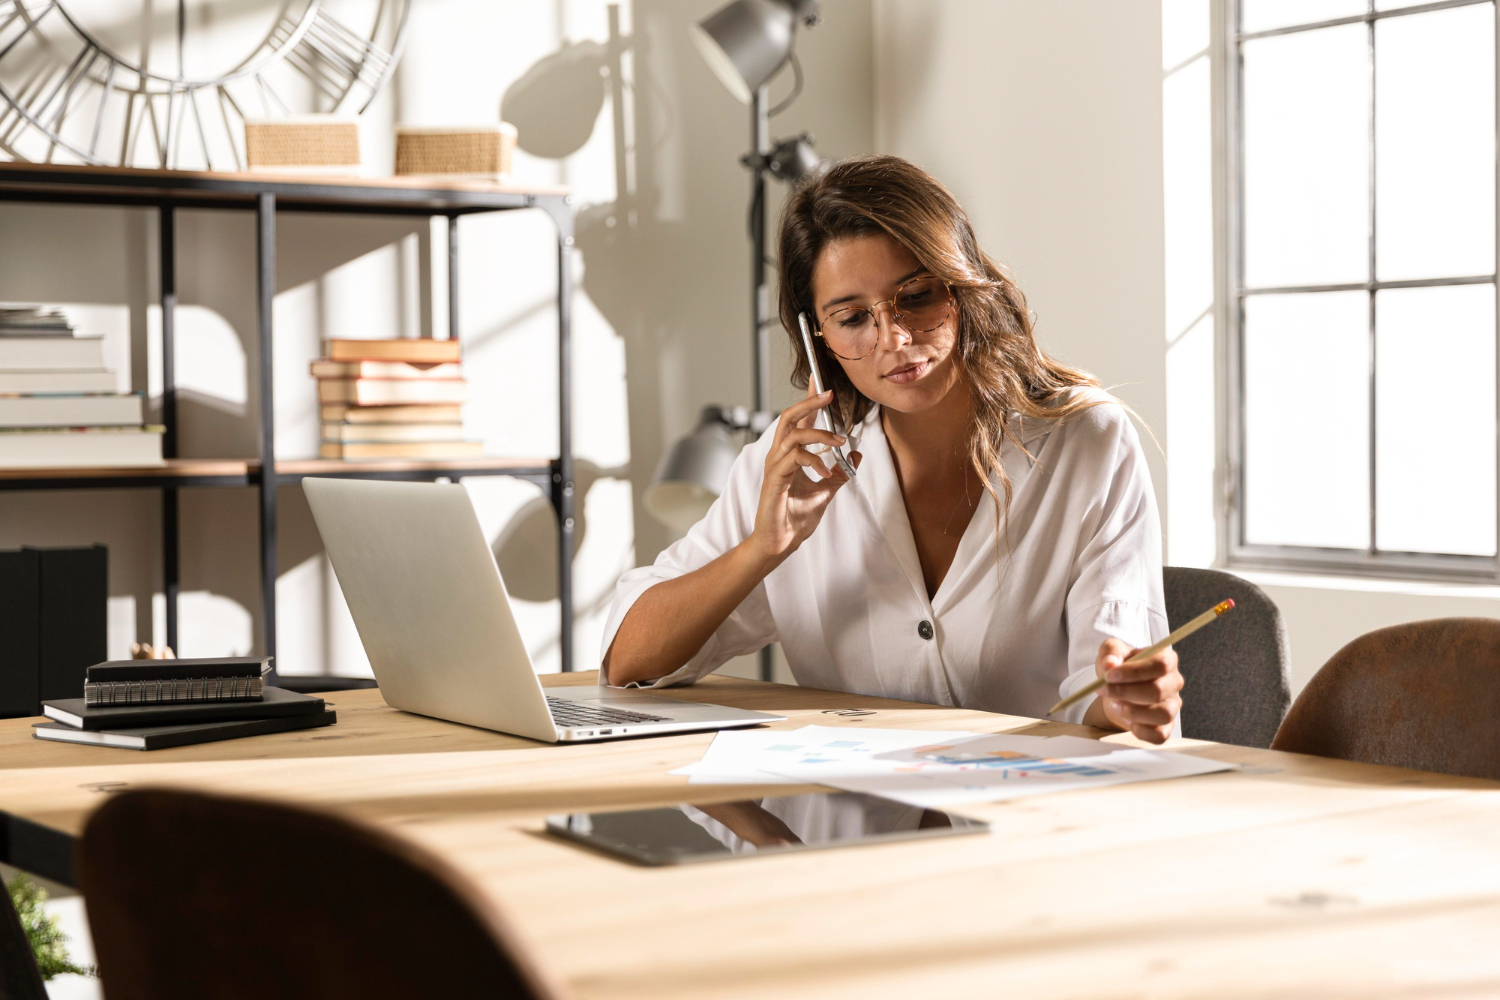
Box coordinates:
[316,379,466,406]
[323,338,461,365]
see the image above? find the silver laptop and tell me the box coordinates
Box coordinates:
[303,477,783,743]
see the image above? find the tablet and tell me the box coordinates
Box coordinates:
[545,790,990,865]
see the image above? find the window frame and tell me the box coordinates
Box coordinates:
[1222,0,1500,582]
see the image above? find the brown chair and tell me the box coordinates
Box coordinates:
[76,789,565,1000]
[1271,617,1500,781]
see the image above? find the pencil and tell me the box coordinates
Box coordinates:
[1048,598,1236,716]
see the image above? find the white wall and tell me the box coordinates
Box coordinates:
[0,0,874,681]
[873,0,1169,518]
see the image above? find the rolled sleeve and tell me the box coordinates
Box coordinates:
[599,425,779,687]
[1055,408,1169,724]
[1057,600,1166,725]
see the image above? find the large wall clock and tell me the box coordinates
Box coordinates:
[0,0,410,170]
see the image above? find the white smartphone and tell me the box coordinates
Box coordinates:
[797,313,857,479]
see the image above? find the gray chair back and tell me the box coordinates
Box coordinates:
[1164,566,1291,748]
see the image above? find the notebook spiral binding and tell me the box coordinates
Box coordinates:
[85,676,264,706]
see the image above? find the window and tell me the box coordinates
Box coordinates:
[1228,0,1499,579]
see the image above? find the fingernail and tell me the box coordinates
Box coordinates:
[820,390,832,397]
[835,435,847,444]
[1106,670,1122,683]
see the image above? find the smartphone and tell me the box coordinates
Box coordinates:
[797,312,857,479]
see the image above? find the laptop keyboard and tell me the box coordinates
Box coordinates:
[546,696,671,729]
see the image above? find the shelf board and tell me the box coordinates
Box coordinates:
[0,456,555,490]
[0,161,569,215]
[270,457,553,484]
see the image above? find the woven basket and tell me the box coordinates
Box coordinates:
[395,123,517,178]
[244,117,361,172]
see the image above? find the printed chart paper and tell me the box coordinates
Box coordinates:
[674,726,1234,807]
[762,732,1236,808]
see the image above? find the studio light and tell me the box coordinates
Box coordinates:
[673,0,825,682]
[766,133,823,183]
[649,1,827,538]
[643,407,742,535]
[690,0,820,104]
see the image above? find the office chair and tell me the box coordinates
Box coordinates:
[0,881,47,1000]
[76,789,565,1000]
[1163,566,1291,748]
[1272,617,1500,781]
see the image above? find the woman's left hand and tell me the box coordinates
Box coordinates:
[1087,638,1183,744]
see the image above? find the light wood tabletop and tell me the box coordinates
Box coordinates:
[1,672,1497,999]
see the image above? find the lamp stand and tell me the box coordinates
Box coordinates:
[749,84,775,683]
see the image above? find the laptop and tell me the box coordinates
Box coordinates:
[303,477,783,743]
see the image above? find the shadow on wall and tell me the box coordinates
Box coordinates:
[492,458,626,603]
[502,0,771,580]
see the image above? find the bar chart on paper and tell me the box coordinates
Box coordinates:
[672,727,1235,808]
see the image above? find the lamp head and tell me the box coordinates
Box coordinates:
[644,407,741,534]
[767,133,824,183]
[691,0,820,104]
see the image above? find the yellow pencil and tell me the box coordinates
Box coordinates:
[1048,598,1236,716]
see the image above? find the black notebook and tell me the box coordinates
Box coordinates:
[43,685,324,731]
[32,709,337,750]
[85,657,272,706]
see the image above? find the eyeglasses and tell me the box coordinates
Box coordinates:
[813,276,954,362]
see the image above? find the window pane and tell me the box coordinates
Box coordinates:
[1242,1,1366,35]
[1243,25,1370,288]
[1375,0,1479,10]
[1375,284,1497,555]
[1243,292,1370,549]
[1163,0,1210,70]
[1375,5,1495,282]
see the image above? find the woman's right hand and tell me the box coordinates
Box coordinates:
[747,387,860,568]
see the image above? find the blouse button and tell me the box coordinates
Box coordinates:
[917,620,934,641]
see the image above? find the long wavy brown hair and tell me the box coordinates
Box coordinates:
[776,154,1106,528]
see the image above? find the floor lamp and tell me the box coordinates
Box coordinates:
[645,0,823,681]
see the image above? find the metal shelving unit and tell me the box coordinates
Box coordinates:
[0,162,577,674]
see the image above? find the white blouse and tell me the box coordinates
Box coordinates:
[601,396,1168,724]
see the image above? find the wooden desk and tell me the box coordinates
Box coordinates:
[1,673,1497,998]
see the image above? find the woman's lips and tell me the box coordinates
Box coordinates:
[882,360,930,384]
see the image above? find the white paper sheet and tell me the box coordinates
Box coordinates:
[670,725,984,785]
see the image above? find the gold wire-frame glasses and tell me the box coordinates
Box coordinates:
[812,275,955,361]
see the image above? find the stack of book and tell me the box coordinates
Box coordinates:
[33,657,336,750]
[312,338,481,461]
[0,306,164,468]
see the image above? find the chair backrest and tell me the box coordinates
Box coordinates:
[1164,566,1291,748]
[1271,617,1500,781]
[76,789,565,1000]
[0,879,47,1000]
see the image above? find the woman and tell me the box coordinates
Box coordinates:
[602,155,1181,743]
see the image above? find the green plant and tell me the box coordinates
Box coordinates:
[6,874,92,980]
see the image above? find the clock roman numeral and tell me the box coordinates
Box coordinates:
[280,7,396,112]
[0,37,104,158]
[0,2,55,64]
